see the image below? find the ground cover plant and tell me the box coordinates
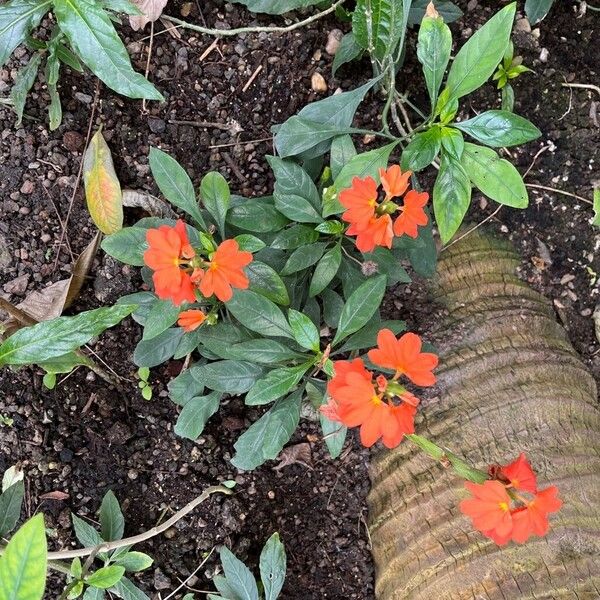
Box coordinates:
[1,0,598,597]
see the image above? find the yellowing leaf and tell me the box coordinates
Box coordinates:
[83,130,123,235]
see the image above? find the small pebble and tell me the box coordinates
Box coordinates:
[326,29,343,56]
[311,72,328,93]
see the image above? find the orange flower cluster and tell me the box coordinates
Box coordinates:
[320,330,438,448]
[460,453,562,544]
[339,165,429,253]
[143,220,253,312]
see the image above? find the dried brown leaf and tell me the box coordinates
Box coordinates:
[40,490,70,501]
[129,0,169,30]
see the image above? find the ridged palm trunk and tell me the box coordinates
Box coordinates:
[368,231,600,599]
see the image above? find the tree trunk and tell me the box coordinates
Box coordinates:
[368,231,600,599]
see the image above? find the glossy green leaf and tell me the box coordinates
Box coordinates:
[352,0,406,61]
[445,3,516,102]
[227,197,289,233]
[86,566,125,589]
[200,171,230,238]
[334,141,399,192]
[234,234,265,252]
[401,128,441,172]
[219,547,259,600]
[231,390,302,470]
[0,514,47,600]
[53,0,162,100]
[245,364,309,406]
[101,227,148,266]
[280,243,327,276]
[453,110,541,147]
[10,53,41,126]
[174,392,221,439]
[196,361,264,394]
[433,154,472,243]
[141,299,180,341]
[149,148,205,228]
[133,327,183,367]
[227,339,306,364]
[408,0,462,25]
[0,0,50,67]
[260,533,286,600]
[332,275,386,345]
[246,261,290,306]
[0,305,135,366]
[332,32,362,76]
[330,135,357,180]
[417,12,452,111]
[54,42,84,71]
[525,0,554,23]
[0,481,24,538]
[288,309,320,351]
[439,127,464,160]
[501,83,515,112]
[309,245,342,296]
[113,552,153,573]
[227,290,294,339]
[321,289,344,328]
[460,142,528,208]
[271,225,319,250]
[99,491,124,542]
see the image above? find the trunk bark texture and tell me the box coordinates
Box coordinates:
[368,231,600,599]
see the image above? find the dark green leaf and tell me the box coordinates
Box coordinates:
[195,361,264,394]
[260,533,286,600]
[271,225,319,250]
[406,209,437,276]
[227,339,306,364]
[433,154,472,243]
[525,0,554,23]
[246,261,290,306]
[245,364,309,405]
[288,309,320,351]
[230,0,320,15]
[168,367,204,406]
[99,490,124,542]
[309,245,342,296]
[133,327,184,367]
[280,243,327,276]
[55,42,84,71]
[174,392,221,439]
[460,142,528,208]
[0,480,24,537]
[227,290,294,339]
[0,305,135,366]
[330,135,357,180]
[445,3,516,102]
[227,197,289,233]
[453,110,541,147]
[332,275,386,345]
[200,171,230,238]
[332,32,362,76]
[101,227,148,266]
[234,234,265,252]
[336,318,405,353]
[401,128,441,172]
[87,565,126,589]
[362,247,411,285]
[334,142,399,192]
[219,547,259,600]
[142,299,180,340]
[408,0,462,25]
[53,0,162,100]
[320,413,347,459]
[10,53,41,126]
[149,148,205,228]
[321,288,344,328]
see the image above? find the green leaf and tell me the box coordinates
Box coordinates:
[453,110,541,147]
[260,533,286,600]
[280,243,327,276]
[227,339,306,364]
[168,367,204,406]
[234,234,265,253]
[231,390,302,470]
[417,11,452,111]
[99,491,124,542]
[10,53,41,126]
[334,141,399,192]
[592,187,600,227]
[332,275,386,345]
[246,261,290,306]
[461,142,528,208]
[309,245,342,297]
[271,225,319,250]
[332,33,362,76]
[363,247,411,285]
[322,289,344,328]
[336,318,405,353]
[440,127,464,160]
[86,566,125,589]
[525,0,554,24]
[227,197,289,233]
[47,81,62,131]
[133,327,184,367]
[0,0,50,67]
[274,78,380,159]
[196,361,264,394]
[109,577,149,600]
[142,300,180,340]
[0,514,47,600]
[200,172,230,238]
[288,309,320,351]
[219,547,259,600]
[352,0,406,61]
[72,515,103,548]
[0,480,24,538]
[0,305,135,366]
[330,135,357,180]
[174,392,221,439]
[433,154,472,243]
[408,0,462,25]
[54,42,84,71]
[52,0,162,100]
[230,0,320,15]
[113,552,153,573]
[445,2,516,103]
[101,227,148,266]
[149,148,205,228]
[245,364,309,406]
[401,128,441,172]
[226,290,294,339]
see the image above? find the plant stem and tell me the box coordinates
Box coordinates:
[162,0,346,37]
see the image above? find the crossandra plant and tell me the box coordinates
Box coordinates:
[0,0,162,129]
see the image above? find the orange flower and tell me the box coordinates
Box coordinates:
[194,239,252,302]
[392,190,429,239]
[177,309,207,332]
[379,165,411,199]
[143,220,196,306]
[501,453,537,493]
[368,330,438,387]
[322,358,417,448]
[510,487,562,543]
[339,176,378,231]
[348,214,394,253]
[459,480,514,543]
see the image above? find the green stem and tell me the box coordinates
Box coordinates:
[381,63,396,135]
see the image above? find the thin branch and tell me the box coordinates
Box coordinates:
[440,205,503,252]
[162,0,345,37]
[525,183,593,205]
[163,547,216,600]
[561,82,600,98]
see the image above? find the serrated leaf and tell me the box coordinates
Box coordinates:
[174,392,221,439]
[453,110,541,147]
[0,514,47,600]
[99,490,124,542]
[433,154,472,243]
[460,142,528,208]
[0,305,136,366]
[0,480,24,538]
[83,130,123,235]
[10,53,41,126]
[53,0,162,100]
[200,171,230,238]
[260,533,286,600]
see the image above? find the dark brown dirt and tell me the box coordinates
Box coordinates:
[0,0,598,598]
